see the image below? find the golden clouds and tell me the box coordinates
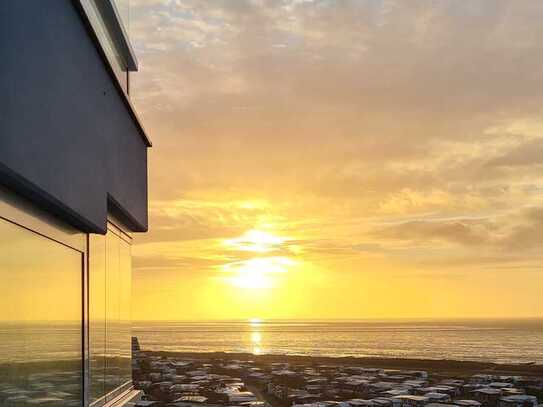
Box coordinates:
[224,230,290,253]
[129,1,543,320]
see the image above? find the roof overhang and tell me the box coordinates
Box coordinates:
[73,0,152,147]
[76,0,138,71]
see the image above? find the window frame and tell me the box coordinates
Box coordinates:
[89,219,133,407]
[0,185,88,406]
[0,187,135,407]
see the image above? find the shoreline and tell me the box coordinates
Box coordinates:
[140,350,543,378]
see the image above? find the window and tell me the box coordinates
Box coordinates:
[89,231,106,402]
[0,218,83,406]
[105,228,120,394]
[119,239,132,387]
[89,222,132,405]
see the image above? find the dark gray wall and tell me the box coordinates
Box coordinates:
[0,0,148,233]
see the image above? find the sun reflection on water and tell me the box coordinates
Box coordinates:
[250,319,263,355]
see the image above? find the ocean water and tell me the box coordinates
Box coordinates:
[0,322,81,363]
[133,319,543,364]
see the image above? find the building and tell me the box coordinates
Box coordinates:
[472,389,503,406]
[0,1,151,406]
[456,400,482,407]
[392,395,430,407]
[498,395,538,407]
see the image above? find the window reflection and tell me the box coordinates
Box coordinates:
[119,240,132,386]
[89,234,106,403]
[0,218,82,406]
[105,231,120,394]
[89,223,132,405]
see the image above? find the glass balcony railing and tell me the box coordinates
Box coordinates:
[0,218,83,406]
[89,223,133,406]
[78,0,137,95]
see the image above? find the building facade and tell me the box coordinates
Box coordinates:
[0,1,151,406]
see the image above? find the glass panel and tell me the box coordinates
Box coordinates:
[0,218,82,406]
[105,231,120,394]
[82,0,129,93]
[113,0,130,34]
[119,240,132,386]
[89,234,106,403]
[89,225,133,403]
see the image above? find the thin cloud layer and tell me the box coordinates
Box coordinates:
[129,0,543,319]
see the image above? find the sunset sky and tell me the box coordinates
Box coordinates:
[129,0,543,321]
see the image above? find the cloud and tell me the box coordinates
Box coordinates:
[133,254,221,273]
[502,207,543,250]
[374,219,492,247]
[128,0,543,297]
[489,138,543,167]
[372,205,543,254]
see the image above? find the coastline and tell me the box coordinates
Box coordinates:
[140,350,543,377]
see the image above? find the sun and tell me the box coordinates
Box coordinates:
[249,318,263,325]
[221,229,296,289]
[231,269,270,289]
[222,256,295,289]
[224,229,288,253]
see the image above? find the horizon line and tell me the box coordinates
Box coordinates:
[132,316,543,323]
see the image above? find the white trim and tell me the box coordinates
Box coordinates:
[77,0,138,71]
[102,0,138,71]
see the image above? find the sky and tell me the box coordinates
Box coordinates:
[128,0,543,321]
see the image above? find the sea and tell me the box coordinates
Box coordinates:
[132,319,543,365]
[1,319,541,365]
